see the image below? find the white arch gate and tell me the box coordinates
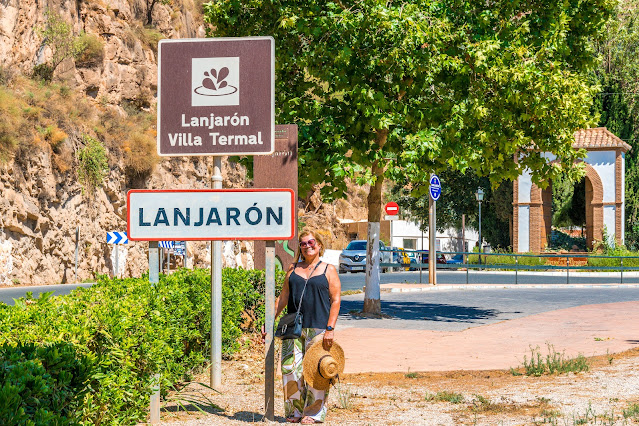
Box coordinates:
[513,127,631,253]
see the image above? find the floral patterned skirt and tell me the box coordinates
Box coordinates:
[281,328,329,422]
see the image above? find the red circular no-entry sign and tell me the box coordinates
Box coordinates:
[384,202,399,216]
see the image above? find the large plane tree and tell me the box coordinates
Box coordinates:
[205,0,612,314]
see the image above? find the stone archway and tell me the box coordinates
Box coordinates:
[513,128,630,253]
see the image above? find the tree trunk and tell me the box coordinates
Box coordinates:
[363,129,388,314]
[147,0,157,25]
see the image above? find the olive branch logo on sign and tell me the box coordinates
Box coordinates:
[192,57,239,106]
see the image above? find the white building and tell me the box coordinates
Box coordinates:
[343,219,479,254]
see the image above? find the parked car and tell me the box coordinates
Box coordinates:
[339,240,392,273]
[392,247,412,270]
[447,254,465,265]
[418,251,447,266]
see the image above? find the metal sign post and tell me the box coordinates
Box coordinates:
[211,157,223,389]
[429,175,441,285]
[154,36,278,420]
[107,231,128,278]
[127,187,295,394]
[149,241,159,283]
[115,245,120,278]
[75,226,80,282]
[264,240,275,420]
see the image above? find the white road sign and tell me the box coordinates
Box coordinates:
[127,189,295,241]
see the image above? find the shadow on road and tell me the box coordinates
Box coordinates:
[339,299,512,323]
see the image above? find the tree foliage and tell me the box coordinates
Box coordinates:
[205,0,610,195]
[593,0,639,248]
[35,10,86,81]
[205,0,612,311]
[389,171,512,249]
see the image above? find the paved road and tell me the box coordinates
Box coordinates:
[338,269,637,291]
[0,283,94,305]
[338,286,639,332]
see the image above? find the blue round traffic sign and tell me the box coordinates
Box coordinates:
[429,174,441,201]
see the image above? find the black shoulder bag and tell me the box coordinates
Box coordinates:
[275,262,321,340]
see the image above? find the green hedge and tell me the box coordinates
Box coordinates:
[467,251,639,270]
[0,267,284,424]
[467,253,546,268]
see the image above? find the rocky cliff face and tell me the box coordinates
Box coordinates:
[0,0,255,285]
[0,144,253,285]
[0,0,205,105]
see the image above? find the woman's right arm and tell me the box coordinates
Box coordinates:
[274,264,295,318]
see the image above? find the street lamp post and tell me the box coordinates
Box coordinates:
[475,188,484,269]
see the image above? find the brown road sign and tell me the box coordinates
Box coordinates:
[254,125,298,270]
[157,37,274,156]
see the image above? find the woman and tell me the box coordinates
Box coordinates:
[275,229,341,424]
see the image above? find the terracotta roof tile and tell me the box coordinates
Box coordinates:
[573,127,631,152]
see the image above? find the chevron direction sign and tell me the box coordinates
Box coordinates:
[107,232,128,244]
[127,189,295,241]
[159,241,174,249]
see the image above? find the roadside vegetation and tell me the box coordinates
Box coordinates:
[510,345,590,377]
[0,268,284,424]
[0,73,159,186]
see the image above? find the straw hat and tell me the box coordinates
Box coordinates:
[303,336,345,391]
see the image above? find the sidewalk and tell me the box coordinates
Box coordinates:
[336,299,639,374]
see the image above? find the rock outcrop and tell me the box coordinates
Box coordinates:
[0,0,205,106]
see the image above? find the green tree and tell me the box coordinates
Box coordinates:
[205,1,611,313]
[35,10,86,81]
[390,171,512,249]
[593,0,639,248]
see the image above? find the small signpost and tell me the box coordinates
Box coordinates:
[429,175,441,201]
[428,174,441,284]
[107,231,128,245]
[384,202,399,250]
[107,231,128,278]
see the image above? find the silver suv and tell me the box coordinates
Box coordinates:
[338,240,392,273]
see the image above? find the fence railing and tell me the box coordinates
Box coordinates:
[378,248,639,285]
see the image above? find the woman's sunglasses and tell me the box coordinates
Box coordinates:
[299,239,316,248]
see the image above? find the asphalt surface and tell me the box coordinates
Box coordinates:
[0,283,94,305]
[338,287,639,332]
[3,276,639,336]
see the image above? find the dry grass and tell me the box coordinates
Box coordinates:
[0,75,159,180]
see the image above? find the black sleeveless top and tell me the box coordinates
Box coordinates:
[287,262,331,329]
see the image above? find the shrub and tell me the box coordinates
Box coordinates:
[0,268,284,424]
[75,33,104,67]
[36,10,86,81]
[0,87,26,162]
[123,131,159,178]
[77,135,109,194]
[0,342,92,424]
[134,25,164,53]
[516,344,589,376]
[467,251,546,270]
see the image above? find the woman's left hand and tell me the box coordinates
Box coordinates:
[323,329,334,350]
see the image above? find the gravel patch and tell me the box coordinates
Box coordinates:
[154,339,639,425]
